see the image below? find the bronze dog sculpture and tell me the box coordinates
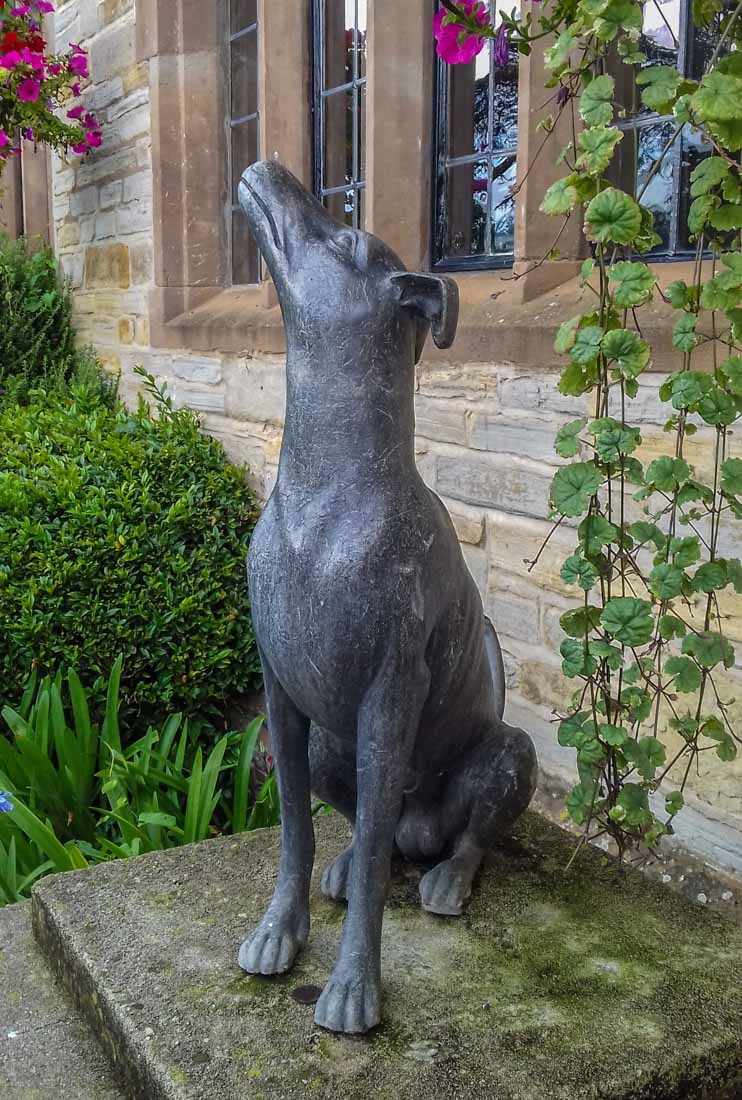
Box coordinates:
[237,161,537,1034]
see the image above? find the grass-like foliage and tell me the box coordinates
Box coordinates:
[0,378,261,722]
[0,659,278,905]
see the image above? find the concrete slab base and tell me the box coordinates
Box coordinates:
[0,902,123,1099]
[31,814,742,1100]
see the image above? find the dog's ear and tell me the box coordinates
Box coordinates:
[392,272,459,356]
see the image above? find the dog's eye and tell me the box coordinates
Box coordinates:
[329,230,357,263]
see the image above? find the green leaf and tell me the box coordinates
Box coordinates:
[599,723,629,747]
[666,370,713,410]
[541,177,580,215]
[560,606,602,638]
[688,194,718,235]
[722,457,742,496]
[558,361,596,396]
[594,0,643,39]
[577,126,623,174]
[571,325,605,365]
[664,280,689,309]
[621,686,653,723]
[550,462,602,517]
[601,329,650,378]
[645,455,690,492]
[613,783,652,827]
[636,65,682,113]
[659,614,687,641]
[545,29,578,71]
[669,536,701,567]
[579,514,618,555]
[566,780,599,825]
[589,640,624,669]
[561,553,598,590]
[709,205,742,231]
[554,315,580,354]
[609,262,654,308]
[585,188,643,245]
[716,736,738,762]
[697,386,738,426]
[555,418,586,458]
[672,313,699,353]
[692,560,728,593]
[560,638,598,678]
[601,597,654,646]
[629,520,665,550]
[682,631,735,669]
[726,557,742,594]
[689,156,730,196]
[692,70,742,122]
[665,655,702,693]
[579,74,615,126]
[624,736,666,780]
[593,423,642,463]
[558,712,590,747]
[665,791,684,815]
[720,356,742,396]
[649,563,684,599]
[701,276,742,311]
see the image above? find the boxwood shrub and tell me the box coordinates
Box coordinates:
[0,382,261,720]
[0,234,81,401]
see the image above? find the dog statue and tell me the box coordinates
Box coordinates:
[237,161,537,1034]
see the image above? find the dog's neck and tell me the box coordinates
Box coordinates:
[276,338,417,495]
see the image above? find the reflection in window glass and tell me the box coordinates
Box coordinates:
[229,1,260,284]
[435,1,519,268]
[314,0,367,228]
[610,0,723,257]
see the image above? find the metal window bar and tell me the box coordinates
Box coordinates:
[313,0,367,228]
[228,4,260,284]
[433,0,519,271]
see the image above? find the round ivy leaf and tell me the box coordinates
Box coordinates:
[722,457,742,496]
[658,614,687,641]
[668,535,700,567]
[541,177,579,215]
[664,280,690,309]
[682,631,735,669]
[599,723,629,747]
[636,64,681,113]
[579,514,619,555]
[601,596,654,646]
[665,655,702,694]
[585,188,643,245]
[665,791,684,815]
[645,455,690,492]
[550,462,602,517]
[698,386,738,426]
[561,552,598,590]
[555,418,586,458]
[720,356,742,396]
[571,326,604,366]
[608,262,655,308]
[577,125,623,174]
[560,638,598,678]
[691,560,728,593]
[649,563,684,599]
[692,70,742,123]
[672,313,699,353]
[601,329,650,378]
[579,74,615,126]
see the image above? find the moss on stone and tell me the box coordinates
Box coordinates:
[31,813,742,1100]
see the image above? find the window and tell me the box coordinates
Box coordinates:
[313,0,367,228]
[610,0,723,256]
[433,2,519,270]
[229,0,260,284]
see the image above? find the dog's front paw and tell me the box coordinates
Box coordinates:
[238,905,309,976]
[314,964,380,1033]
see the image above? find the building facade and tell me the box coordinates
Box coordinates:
[2,0,741,879]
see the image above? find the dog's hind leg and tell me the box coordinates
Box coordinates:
[419,723,537,917]
[309,725,357,901]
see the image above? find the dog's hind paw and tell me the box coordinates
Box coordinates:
[419,857,475,917]
[320,845,353,902]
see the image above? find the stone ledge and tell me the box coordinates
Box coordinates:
[31,813,742,1100]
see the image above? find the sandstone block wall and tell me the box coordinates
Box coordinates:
[48,0,742,878]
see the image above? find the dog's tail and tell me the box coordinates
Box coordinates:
[483,615,506,721]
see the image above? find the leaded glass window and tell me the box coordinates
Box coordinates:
[609,0,724,256]
[314,0,367,228]
[433,2,519,269]
[229,0,260,284]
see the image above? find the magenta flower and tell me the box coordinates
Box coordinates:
[0,129,8,148]
[494,22,508,66]
[68,51,88,77]
[21,46,44,69]
[35,0,55,11]
[85,129,102,147]
[10,4,31,14]
[0,49,21,68]
[71,139,87,153]
[67,103,83,120]
[17,76,40,100]
[433,1,491,65]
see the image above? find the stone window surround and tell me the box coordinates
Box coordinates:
[136,0,693,364]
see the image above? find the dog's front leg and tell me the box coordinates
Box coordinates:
[239,651,313,975]
[314,650,430,1034]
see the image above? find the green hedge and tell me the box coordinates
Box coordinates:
[0,234,82,401]
[0,382,261,720]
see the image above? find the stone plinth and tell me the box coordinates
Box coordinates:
[31,814,742,1100]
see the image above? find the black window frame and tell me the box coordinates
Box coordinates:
[432,0,519,273]
[312,0,367,229]
[228,1,260,285]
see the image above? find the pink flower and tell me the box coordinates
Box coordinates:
[17,76,40,100]
[10,3,31,14]
[71,140,87,154]
[85,129,101,147]
[67,103,83,120]
[0,129,8,148]
[70,81,81,95]
[433,2,491,65]
[20,46,44,70]
[68,51,88,77]
[35,0,55,11]
[47,62,61,74]
[0,50,21,68]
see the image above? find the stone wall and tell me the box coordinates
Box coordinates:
[49,0,742,878]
